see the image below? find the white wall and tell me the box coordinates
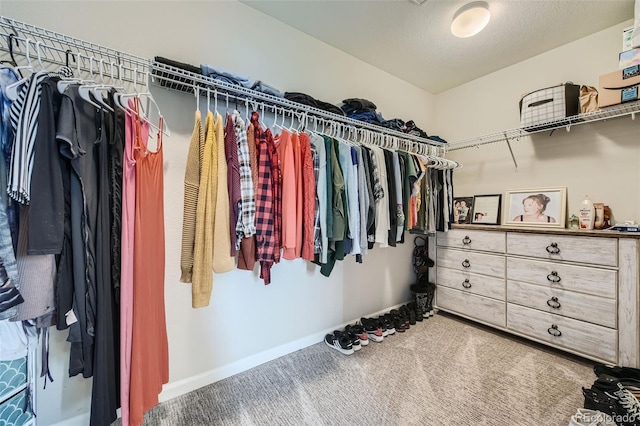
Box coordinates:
[435,20,640,223]
[1,2,434,424]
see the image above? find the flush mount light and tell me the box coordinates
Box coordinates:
[451,1,491,38]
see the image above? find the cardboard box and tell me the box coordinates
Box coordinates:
[620,47,640,70]
[599,66,640,108]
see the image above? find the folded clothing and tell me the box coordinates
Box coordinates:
[285,92,345,116]
[380,118,405,131]
[402,120,430,139]
[201,64,284,98]
[341,98,377,115]
[348,110,385,124]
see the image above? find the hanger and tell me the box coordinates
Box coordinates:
[5,38,36,101]
[78,58,115,112]
[0,34,19,69]
[206,88,211,113]
[194,86,200,112]
[137,71,170,136]
[78,57,107,110]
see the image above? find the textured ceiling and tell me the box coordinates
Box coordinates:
[242,0,634,94]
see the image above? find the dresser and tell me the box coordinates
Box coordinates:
[435,225,640,367]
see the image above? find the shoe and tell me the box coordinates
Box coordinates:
[346,324,368,346]
[595,364,640,382]
[583,387,620,418]
[592,375,640,424]
[569,408,616,426]
[381,315,395,335]
[324,332,354,355]
[338,329,361,351]
[360,318,384,343]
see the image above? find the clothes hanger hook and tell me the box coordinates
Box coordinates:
[34,41,45,70]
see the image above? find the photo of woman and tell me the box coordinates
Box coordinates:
[512,194,556,223]
[504,187,566,228]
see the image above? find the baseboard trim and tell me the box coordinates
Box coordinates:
[158,301,408,403]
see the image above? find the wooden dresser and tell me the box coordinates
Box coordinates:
[434,225,640,367]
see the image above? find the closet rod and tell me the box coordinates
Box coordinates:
[151,61,445,153]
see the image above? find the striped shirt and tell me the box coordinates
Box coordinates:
[8,71,55,204]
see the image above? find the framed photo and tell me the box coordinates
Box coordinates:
[503,187,567,228]
[453,197,474,224]
[470,194,502,225]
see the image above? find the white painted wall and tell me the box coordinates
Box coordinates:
[1,1,434,424]
[434,20,640,223]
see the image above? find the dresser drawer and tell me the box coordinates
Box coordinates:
[437,248,505,278]
[507,233,617,267]
[507,304,617,363]
[437,229,505,253]
[507,257,617,299]
[437,267,505,300]
[436,286,506,327]
[507,281,617,328]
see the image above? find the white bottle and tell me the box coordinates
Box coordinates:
[579,195,595,230]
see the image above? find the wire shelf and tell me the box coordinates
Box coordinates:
[151,61,445,155]
[447,100,640,151]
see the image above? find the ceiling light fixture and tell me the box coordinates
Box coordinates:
[451,1,491,38]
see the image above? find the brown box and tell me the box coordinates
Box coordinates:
[599,66,640,107]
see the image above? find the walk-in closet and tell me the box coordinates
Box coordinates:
[1,2,640,426]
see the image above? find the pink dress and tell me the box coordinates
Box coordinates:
[120,101,148,426]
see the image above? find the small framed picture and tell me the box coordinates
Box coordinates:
[470,194,502,225]
[503,187,567,228]
[453,197,474,224]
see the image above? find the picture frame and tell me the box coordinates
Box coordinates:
[453,196,474,224]
[503,187,567,228]
[470,194,502,225]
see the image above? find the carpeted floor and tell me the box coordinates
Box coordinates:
[141,312,595,426]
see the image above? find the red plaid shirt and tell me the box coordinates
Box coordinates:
[252,113,276,284]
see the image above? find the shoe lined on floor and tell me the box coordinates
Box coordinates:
[595,364,640,382]
[591,374,640,424]
[324,332,354,355]
[360,318,384,342]
[583,387,620,419]
[346,324,368,346]
[340,329,362,351]
[380,315,395,335]
[569,408,616,426]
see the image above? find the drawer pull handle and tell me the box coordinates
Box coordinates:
[546,271,561,283]
[546,297,561,309]
[462,236,472,245]
[462,279,471,289]
[547,324,562,337]
[546,243,560,254]
[462,259,471,268]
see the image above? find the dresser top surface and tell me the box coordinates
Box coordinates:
[450,224,640,239]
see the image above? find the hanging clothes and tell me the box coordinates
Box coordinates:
[238,120,257,271]
[191,112,216,308]
[179,111,204,284]
[120,101,149,426]
[233,110,255,250]
[130,115,169,426]
[213,112,234,273]
[292,132,303,258]
[225,114,240,256]
[277,129,296,260]
[300,133,315,261]
[266,127,282,265]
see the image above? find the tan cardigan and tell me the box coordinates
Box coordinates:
[212,113,235,273]
[180,111,203,283]
[191,112,217,308]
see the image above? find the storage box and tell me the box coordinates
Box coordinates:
[599,66,640,108]
[519,83,580,131]
[620,47,640,70]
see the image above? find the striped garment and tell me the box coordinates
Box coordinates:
[369,146,384,203]
[233,110,255,248]
[310,143,320,254]
[8,71,55,204]
[252,113,276,285]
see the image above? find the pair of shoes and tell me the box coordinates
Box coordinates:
[569,408,616,426]
[324,332,353,355]
[359,318,384,342]
[584,374,640,425]
[389,309,409,332]
[379,315,395,336]
[345,324,369,347]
